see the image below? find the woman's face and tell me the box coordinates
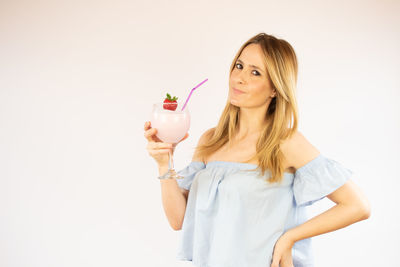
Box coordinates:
[229,43,276,108]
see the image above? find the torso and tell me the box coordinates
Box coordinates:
[204,134,296,174]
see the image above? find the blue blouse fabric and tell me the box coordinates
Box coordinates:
[175,154,353,267]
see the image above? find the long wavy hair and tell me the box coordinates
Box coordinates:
[196,33,299,184]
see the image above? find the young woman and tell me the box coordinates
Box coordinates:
[144,33,370,267]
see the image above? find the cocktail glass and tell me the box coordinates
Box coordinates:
[150,102,190,179]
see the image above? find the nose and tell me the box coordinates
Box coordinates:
[236,70,247,84]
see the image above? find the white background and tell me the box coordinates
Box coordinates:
[1,0,399,266]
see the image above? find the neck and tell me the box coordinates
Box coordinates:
[235,105,271,140]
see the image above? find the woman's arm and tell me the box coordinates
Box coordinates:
[271,131,371,267]
[286,179,371,242]
[282,131,371,241]
[160,127,213,231]
[271,182,370,267]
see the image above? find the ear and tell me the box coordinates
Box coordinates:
[271,89,277,98]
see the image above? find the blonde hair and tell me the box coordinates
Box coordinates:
[196,33,299,184]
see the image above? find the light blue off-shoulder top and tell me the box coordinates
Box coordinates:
[175,153,353,267]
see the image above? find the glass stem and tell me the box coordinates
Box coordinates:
[168,150,174,171]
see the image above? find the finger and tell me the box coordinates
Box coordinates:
[150,149,171,155]
[144,121,151,130]
[270,256,280,267]
[144,121,153,131]
[147,142,173,150]
[179,132,189,142]
[174,133,188,145]
[153,142,173,149]
[280,254,294,267]
[144,128,157,141]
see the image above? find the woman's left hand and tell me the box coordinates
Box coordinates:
[270,232,295,267]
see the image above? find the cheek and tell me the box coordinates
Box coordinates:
[249,82,270,98]
[229,71,238,82]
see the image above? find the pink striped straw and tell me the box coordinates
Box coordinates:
[181,78,208,111]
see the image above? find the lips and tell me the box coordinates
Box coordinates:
[233,88,245,94]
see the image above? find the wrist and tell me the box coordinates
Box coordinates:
[158,164,169,176]
[284,229,298,244]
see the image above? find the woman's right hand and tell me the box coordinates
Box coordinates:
[144,121,189,166]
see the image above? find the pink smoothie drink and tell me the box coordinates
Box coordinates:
[150,102,190,144]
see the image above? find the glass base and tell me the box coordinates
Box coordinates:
[158,169,184,180]
[166,169,184,179]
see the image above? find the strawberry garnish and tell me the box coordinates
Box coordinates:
[163,93,178,111]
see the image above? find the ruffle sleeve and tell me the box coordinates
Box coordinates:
[293,154,353,207]
[176,161,206,190]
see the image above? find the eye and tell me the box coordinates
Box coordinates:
[235,63,261,76]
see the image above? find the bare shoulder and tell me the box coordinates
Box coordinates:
[181,127,215,197]
[280,130,321,170]
[192,127,215,162]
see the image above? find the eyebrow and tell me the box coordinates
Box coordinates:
[236,59,264,73]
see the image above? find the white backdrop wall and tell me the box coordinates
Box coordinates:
[0,0,399,266]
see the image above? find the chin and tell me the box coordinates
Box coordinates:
[229,98,242,108]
